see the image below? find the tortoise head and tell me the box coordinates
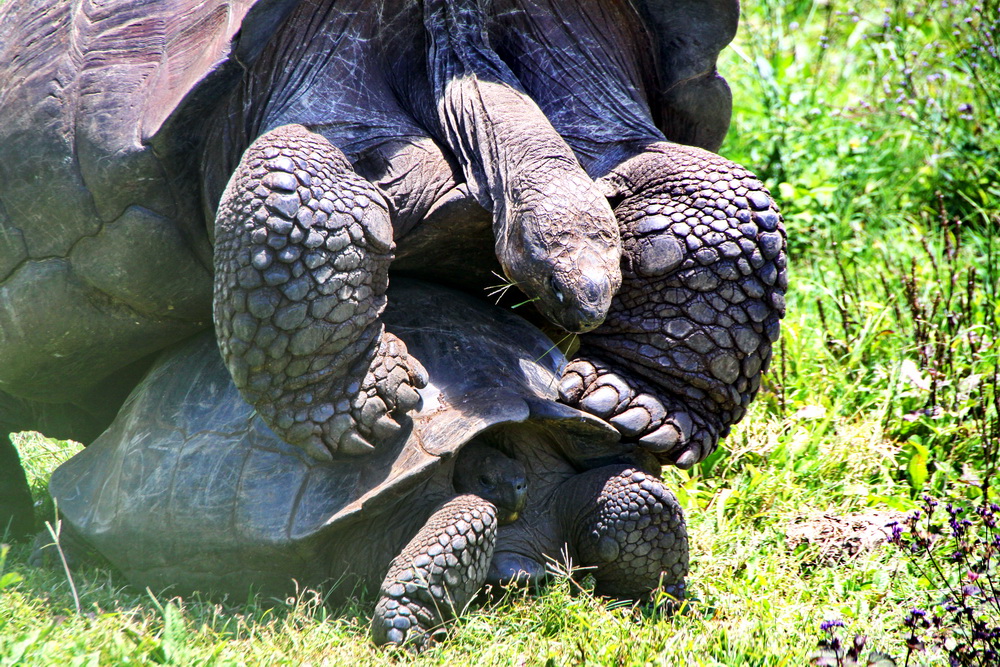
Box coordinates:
[495,180,622,335]
[453,440,528,524]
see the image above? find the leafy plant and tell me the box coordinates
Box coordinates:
[811,620,896,666]
[0,543,23,592]
[885,494,1000,666]
[857,382,999,665]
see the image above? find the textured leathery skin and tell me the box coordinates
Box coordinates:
[214,124,427,460]
[562,465,687,599]
[372,495,497,647]
[484,1,785,468]
[561,143,787,468]
[424,0,622,334]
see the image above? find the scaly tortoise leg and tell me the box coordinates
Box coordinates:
[372,495,498,648]
[0,432,33,539]
[28,518,100,570]
[556,465,688,600]
[214,124,427,460]
[487,465,688,600]
[562,144,786,468]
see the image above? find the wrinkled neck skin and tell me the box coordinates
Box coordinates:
[422,0,622,333]
[201,0,623,334]
[324,480,455,596]
[476,428,590,586]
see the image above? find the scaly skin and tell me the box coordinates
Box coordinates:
[565,144,786,468]
[372,442,525,647]
[372,495,498,648]
[453,441,528,522]
[214,125,427,459]
[556,465,688,599]
[487,440,689,602]
[373,453,688,648]
[207,0,627,463]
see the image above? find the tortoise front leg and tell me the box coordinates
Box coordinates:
[0,433,33,539]
[372,495,497,648]
[562,144,786,468]
[555,465,688,600]
[214,124,427,460]
[488,464,688,600]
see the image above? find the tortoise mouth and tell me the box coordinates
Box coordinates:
[540,262,618,334]
[497,509,520,525]
[495,481,527,525]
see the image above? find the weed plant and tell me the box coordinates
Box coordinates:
[2,0,999,664]
[886,395,1000,666]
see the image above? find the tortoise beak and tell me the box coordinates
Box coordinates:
[496,475,528,525]
[499,510,519,525]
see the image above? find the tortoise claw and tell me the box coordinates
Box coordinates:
[340,431,377,456]
[370,414,401,443]
[301,436,335,462]
[560,356,719,469]
[372,495,497,649]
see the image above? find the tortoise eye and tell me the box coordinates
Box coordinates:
[479,475,492,487]
[549,274,565,303]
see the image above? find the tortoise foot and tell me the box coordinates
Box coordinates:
[340,331,428,453]
[372,495,497,649]
[28,522,94,570]
[564,142,786,468]
[276,330,428,459]
[0,434,34,540]
[561,466,688,600]
[559,356,719,469]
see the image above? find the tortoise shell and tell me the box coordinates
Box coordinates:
[50,280,621,594]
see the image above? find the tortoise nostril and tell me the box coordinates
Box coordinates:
[579,271,607,307]
[511,477,528,512]
[575,251,618,307]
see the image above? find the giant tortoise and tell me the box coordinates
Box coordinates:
[46,281,689,647]
[0,0,784,571]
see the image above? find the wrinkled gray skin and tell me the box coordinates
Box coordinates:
[0,0,783,603]
[37,284,688,648]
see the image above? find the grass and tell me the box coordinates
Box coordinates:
[3,0,999,664]
[1,416,931,665]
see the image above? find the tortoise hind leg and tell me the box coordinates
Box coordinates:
[214,124,427,460]
[372,495,498,648]
[28,518,101,570]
